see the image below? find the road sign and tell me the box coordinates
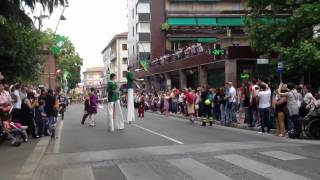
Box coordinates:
[277,61,284,73]
[257,59,269,64]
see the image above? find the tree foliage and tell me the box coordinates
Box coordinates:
[56,39,83,90]
[245,0,320,84]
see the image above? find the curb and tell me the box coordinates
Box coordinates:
[16,117,63,180]
[147,110,276,134]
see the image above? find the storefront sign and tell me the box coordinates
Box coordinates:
[210,49,225,56]
[257,58,269,64]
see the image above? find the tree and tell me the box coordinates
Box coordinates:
[245,0,320,85]
[0,0,67,82]
[56,39,83,90]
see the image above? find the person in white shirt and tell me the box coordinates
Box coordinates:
[256,82,271,133]
[226,82,237,124]
[11,84,22,122]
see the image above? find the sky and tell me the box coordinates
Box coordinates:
[31,0,128,74]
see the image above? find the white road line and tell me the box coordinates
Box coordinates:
[63,167,95,180]
[53,119,64,153]
[168,158,233,180]
[215,154,311,180]
[118,162,162,180]
[259,151,307,161]
[132,124,184,145]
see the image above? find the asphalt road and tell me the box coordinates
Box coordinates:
[31,104,320,180]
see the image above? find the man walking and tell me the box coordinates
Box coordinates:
[126,66,135,123]
[107,73,125,132]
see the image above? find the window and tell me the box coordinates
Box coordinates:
[132,26,134,37]
[122,71,128,78]
[122,44,127,50]
[122,57,128,65]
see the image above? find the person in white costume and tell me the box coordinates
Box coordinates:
[126,66,135,124]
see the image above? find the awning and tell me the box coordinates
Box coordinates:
[197,18,217,25]
[217,17,245,26]
[168,18,197,26]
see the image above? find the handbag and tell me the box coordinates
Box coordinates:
[195,104,199,110]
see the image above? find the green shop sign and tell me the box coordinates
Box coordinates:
[210,49,225,56]
[240,72,250,79]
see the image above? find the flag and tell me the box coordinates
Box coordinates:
[63,71,70,80]
[51,35,67,55]
[140,59,149,71]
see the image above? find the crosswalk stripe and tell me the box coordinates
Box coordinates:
[168,158,233,180]
[118,162,162,180]
[260,151,307,161]
[215,154,311,180]
[62,167,95,180]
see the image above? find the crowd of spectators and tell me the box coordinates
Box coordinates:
[0,72,68,146]
[120,79,320,138]
[150,43,207,67]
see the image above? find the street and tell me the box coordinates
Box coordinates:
[25,104,320,180]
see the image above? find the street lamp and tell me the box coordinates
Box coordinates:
[48,4,68,90]
[54,4,69,34]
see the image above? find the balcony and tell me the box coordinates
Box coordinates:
[110,53,116,62]
[138,13,150,22]
[137,33,150,42]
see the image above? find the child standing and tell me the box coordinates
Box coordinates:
[138,93,145,118]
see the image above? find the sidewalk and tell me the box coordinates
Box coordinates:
[0,139,40,180]
[147,110,276,134]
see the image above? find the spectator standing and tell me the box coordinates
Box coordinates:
[44,89,56,132]
[274,88,287,137]
[277,83,302,133]
[138,93,145,118]
[21,92,38,138]
[256,83,271,133]
[10,84,21,122]
[226,82,237,124]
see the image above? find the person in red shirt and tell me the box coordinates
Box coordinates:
[185,88,195,123]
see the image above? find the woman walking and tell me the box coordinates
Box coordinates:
[88,88,98,127]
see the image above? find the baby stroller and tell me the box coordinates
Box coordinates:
[297,107,320,139]
[0,107,23,146]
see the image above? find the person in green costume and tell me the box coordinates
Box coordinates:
[107,73,125,132]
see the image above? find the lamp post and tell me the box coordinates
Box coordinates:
[48,5,68,90]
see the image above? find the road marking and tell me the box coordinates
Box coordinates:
[63,167,95,180]
[215,154,311,180]
[168,158,233,180]
[132,124,184,145]
[259,151,307,161]
[53,118,64,153]
[118,162,162,180]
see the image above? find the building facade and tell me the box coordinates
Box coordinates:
[101,32,129,90]
[82,67,104,92]
[127,0,151,70]
[134,0,262,90]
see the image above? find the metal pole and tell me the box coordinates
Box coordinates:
[54,6,67,34]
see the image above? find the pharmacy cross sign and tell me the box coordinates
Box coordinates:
[210,49,225,56]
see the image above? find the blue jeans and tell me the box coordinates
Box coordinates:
[288,115,299,131]
[258,108,270,132]
[226,102,236,123]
